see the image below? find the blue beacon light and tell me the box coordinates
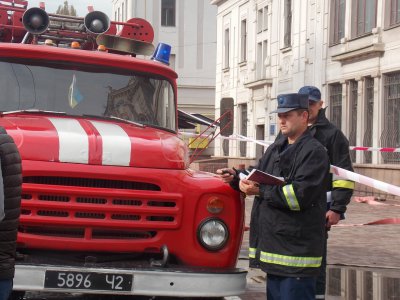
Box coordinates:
[151,43,171,65]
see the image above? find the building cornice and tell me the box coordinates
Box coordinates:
[331,43,385,64]
[244,78,273,89]
[178,85,216,90]
[210,0,228,6]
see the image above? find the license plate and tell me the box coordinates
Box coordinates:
[44,270,133,291]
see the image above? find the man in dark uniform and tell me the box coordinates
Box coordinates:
[0,128,22,300]
[218,93,330,299]
[298,86,354,300]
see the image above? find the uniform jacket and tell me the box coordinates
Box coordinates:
[309,108,354,213]
[248,130,330,277]
[0,127,22,280]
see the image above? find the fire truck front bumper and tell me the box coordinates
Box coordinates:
[14,264,247,297]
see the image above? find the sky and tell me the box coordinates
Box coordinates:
[28,0,112,18]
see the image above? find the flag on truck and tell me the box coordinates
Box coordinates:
[69,74,83,108]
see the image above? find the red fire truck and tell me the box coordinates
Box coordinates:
[0,1,246,298]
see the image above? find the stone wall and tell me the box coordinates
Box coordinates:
[353,164,400,202]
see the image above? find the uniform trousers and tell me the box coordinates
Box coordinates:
[266,274,316,300]
[0,279,13,300]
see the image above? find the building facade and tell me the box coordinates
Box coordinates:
[111,0,218,156]
[212,0,400,198]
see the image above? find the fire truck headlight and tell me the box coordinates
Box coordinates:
[197,218,229,251]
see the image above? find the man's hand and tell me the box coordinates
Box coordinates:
[326,210,341,228]
[216,168,236,183]
[239,179,260,196]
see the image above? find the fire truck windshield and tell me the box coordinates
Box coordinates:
[0,59,176,131]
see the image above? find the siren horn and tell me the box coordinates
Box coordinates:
[84,11,110,34]
[22,7,49,35]
[96,34,155,56]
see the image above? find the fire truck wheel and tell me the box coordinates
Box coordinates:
[8,291,25,300]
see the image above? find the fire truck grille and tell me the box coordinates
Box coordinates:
[23,176,161,191]
[20,176,182,245]
[19,226,157,240]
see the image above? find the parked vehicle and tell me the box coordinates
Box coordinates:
[0,1,246,298]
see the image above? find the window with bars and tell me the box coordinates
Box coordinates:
[329,84,343,130]
[349,81,358,162]
[353,0,377,37]
[382,73,400,163]
[239,104,248,157]
[364,77,374,163]
[390,0,400,25]
[240,19,247,63]
[284,0,292,48]
[161,0,176,27]
[330,0,346,45]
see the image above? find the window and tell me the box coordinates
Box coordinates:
[169,54,176,70]
[239,104,248,157]
[353,0,377,37]
[382,73,400,162]
[257,8,263,33]
[284,0,292,47]
[240,19,247,62]
[257,42,262,79]
[161,0,176,27]
[390,0,400,25]
[331,0,346,45]
[263,6,268,31]
[349,81,358,162]
[329,84,343,130]
[382,277,400,300]
[224,28,230,69]
[256,40,268,79]
[0,59,176,131]
[364,77,374,163]
[257,6,268,33]
[122,2,124,21]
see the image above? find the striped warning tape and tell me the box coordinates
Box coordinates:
[180,132,400,152]
[180,131,400,197]
[330,165,400,197]
[333,218,400,227]
[353,196,400,207]
[349,146,400,152]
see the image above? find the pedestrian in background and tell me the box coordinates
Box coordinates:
[218,93,330,299]
[298,86,354,300]
[0,127,22,300]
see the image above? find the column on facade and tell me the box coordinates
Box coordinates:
[372,74,382,164]
[355,77,364,164]
[340,80,349,136]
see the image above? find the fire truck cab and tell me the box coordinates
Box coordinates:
[0,0,246,298]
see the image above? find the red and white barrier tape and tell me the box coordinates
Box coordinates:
[353,196,400,207]
[333,218,400,227]
[330,165,400,197]
[180,132,400,152]
[349,146,400,152]
[180,131,400,197]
